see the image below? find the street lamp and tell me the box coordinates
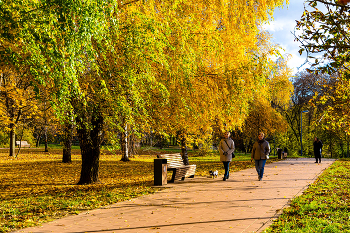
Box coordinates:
[300,110,309,157]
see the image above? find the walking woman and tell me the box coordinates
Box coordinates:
[219,131,235,181]
[313,137,323,163]
[251,132,270,181]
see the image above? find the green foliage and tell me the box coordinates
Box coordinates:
[265,160,350,232]
[36,143,80,150]
[0,129,9,147]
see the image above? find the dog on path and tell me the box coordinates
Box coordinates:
[209,170,218,178]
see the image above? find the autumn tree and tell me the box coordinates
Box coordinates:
[93,3,172,162]
[94,0,291,163]
[147,0,290,161]
[309,73,350,157]
[0,66,40,156]
[295,0,350,156]
[1,0,107,182]
[2,0,172,183]
[296,1,350,121]
[286,71,327,143]
[240,53,293,152]
[276,71,325,156]
[272,68,347,156]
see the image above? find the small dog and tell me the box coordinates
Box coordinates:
[209,170,218,178]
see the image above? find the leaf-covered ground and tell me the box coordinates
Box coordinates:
[265,159,350,233]
[0,148,274,232]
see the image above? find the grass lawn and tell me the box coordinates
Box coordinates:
[36,144,81,150]
[0,147,270,233]
[264,159,350,233]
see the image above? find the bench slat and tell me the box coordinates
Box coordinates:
[158,153,196,182]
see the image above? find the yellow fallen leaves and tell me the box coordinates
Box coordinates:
[0,149,160,232]
[0,149,160,200]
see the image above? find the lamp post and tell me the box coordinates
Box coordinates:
[300,110,309,157]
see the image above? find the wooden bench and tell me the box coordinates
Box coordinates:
[15,141,31,148]
[157,153,196,183]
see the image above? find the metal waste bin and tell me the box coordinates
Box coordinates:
[154,158,167,186]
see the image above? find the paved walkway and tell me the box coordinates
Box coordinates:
[15,158,335,233]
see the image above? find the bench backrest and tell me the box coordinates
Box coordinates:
[157,153,184,168]
[15,141,30,146]
[16,141,29,145]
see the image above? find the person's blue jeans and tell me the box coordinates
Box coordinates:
[223,161,230,179]
[255,159,267,178]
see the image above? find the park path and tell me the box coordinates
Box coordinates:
[14,158,335,233]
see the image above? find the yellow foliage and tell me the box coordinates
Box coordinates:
[318,75,350,134]
[145,0,290,143]
[0,67,41,131]
[267,56,294,108]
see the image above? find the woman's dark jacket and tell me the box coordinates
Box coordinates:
[251,139,270,160]
[313,141,323,156]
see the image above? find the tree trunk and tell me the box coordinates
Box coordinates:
[121,123,130,162]
[9,110,21,157]
[329,133,333,158]
[180,135,189,165]
[36,128,42,148]
[9,125,15,157]
[43,100,49,152]
[78,141,100,184]
[44,127,49,152]
[76,111,104,185]
[62,119,73,163]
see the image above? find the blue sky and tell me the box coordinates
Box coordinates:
[263,0,308,74]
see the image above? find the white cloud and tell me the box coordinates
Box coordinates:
[262,21,286,32]
[264,0,309,74]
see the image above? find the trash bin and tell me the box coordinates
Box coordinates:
[154,158,167,186]
[277,148,283,159]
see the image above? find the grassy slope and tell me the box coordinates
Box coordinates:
[264,159,350,233]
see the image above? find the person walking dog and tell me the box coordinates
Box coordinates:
[313,137,323,163]
[251,132,270,181]
[219,131,235,181]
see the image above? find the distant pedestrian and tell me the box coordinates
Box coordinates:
[277,148,283,159]
[219,131,235,181]
[251,132,270,181]
[283,147,288,158]
[313,137,323,163]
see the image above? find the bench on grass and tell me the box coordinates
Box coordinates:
[15,141,31,148]
[157,153,196,183]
